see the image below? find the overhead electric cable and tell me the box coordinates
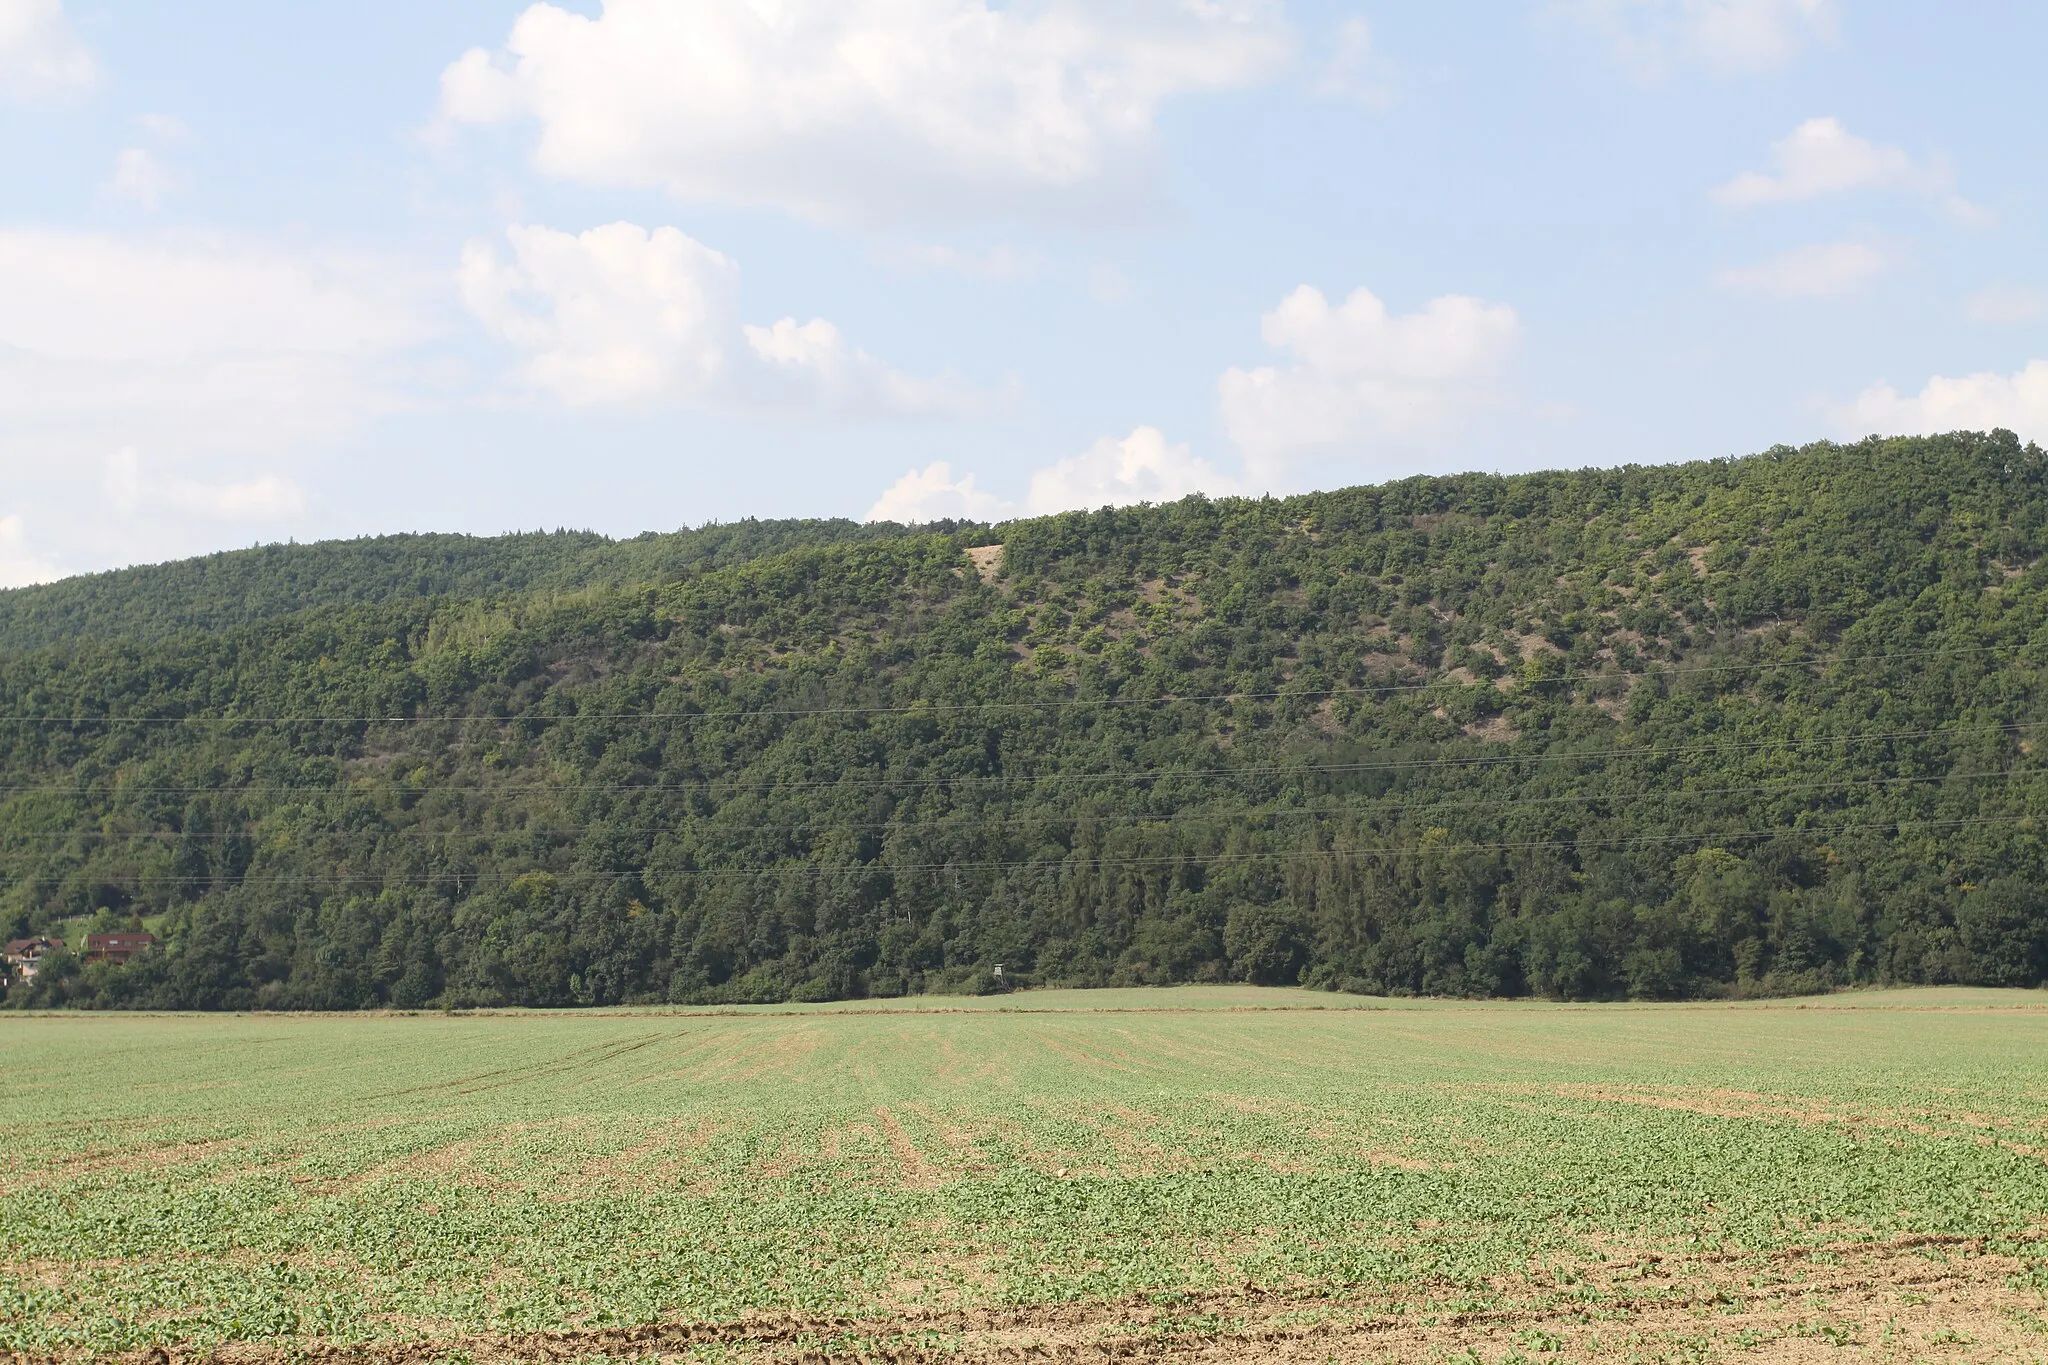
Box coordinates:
[24,813,2029,888]
[0,719,2035,798]
[0,641,2031,726]
[4,768,2028,845]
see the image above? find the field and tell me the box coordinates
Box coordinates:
[4,988,2048,1363]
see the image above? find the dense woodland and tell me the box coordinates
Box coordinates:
[0,518,933,651]
[5,431,2047,1009]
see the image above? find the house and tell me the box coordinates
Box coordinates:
[84,932,159,965]
[3,936,65,983]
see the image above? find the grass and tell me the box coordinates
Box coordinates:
[3,985,2047,1361]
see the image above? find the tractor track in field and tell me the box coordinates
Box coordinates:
[87,1231,2047,1365]
[358,1032,675,1100]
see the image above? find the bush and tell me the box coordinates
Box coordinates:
[1225,902,1312,986]
[1956,880,2048,987]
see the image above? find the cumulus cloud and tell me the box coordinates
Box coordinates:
[865,460,1012,523]
[1847,362,2048,445]
[136,111,188,142]
[1683,0,1832,69]
[0,229,442,576]
[0,0,98,100]
[103,447,308,522]
[460,222,737,405]
[866,426,1233,523]
[0,228,435,450]
[1087,263,1135,304]
[0,514,60,589]
[104,147,182,210]
[1563,0,1833,77]
[743,317,980,415]
[1965,287,2048,326]
[883,242,1039,281]
[1025,426,1236,512]
[437,0,1293,224]
[461,220,976,413]
[1715,117,1947,206]
[1217,285,1518,469]
[1313,17,1394,107]
[1716,240,1889,298]
[180,475,305,520]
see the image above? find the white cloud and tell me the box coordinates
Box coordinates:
[884,242,1038,281]
[462,220,974,413]
[1087,262,1134,304]
[1716,240,1889,298]
[1847,361,2048,444]
[136,112,188,142]
[1965,287,2048,326]
[103,447,307,522]
[437,0,1293,224]
[1313,17,1393,107]
[101,446,143,514]
[0,228,435,450]
[1685,0,1832,69]
[0,229,438,579]
[1217,284,1519,469]
[865,460,1011,523]
[1715,117,1944,206]
[0,0,98,100]
[193,475,305,520]
[460,222,737,405]
[743,317,980,415]
[865,425,1233,524]
[0,514,60,588]
[0,231,426,364]
[1563,0,1832,77]
[104,147,181,210]
[1025,425,1235,512]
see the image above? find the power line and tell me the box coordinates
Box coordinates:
[2,769,2028,846]
[0,719,2034,799]
[0,642,2030,727]
[17,814,2029,888]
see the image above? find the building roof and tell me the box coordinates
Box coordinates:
[5,936,64,958]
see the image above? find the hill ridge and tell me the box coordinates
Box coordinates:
[0,517,977,652]
[4,431,2046,1009]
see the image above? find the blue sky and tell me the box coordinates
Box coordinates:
[1,0,2043,583]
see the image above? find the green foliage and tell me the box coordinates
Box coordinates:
[1954,878,2048,986]
[3,991,2047,1357]
[3,431,2048,1007]
[0,517,958,650]
[1224,902,1311,984]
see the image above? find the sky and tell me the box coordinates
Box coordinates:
[1,0,2044,585]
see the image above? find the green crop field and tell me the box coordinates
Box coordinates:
[4,988,2048,1362]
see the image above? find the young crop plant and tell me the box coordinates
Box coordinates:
[1,986,2045,1360]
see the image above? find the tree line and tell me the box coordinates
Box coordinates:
[4,431,2046,1008]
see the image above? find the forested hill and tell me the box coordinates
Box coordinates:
[7,431,2048,1010]
[0,518,943,650]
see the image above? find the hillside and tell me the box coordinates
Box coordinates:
[5,431,2047,1009]
[0,518,941,650]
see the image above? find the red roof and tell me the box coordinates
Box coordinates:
[86,933,158,951]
